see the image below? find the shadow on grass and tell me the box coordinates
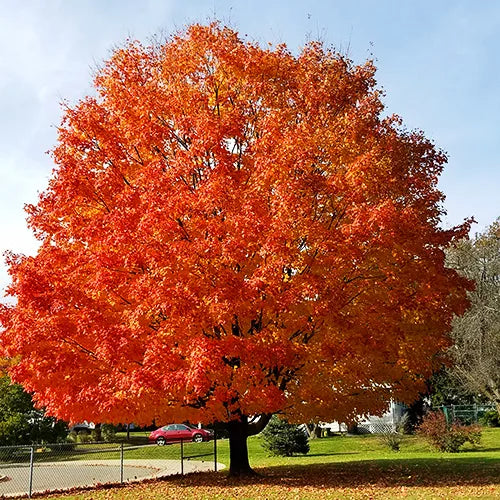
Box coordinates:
[304,451,359,458]
[461,447,500,453]
[159,456,499,490]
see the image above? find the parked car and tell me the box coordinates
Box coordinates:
[149,424,213,445]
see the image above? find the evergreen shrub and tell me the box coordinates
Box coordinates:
[261,415,309,456]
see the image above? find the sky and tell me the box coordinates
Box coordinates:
[0,0,499,299]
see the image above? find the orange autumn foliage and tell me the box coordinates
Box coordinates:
[0,24,471,427]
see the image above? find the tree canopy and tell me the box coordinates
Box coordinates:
[0,23,471,473]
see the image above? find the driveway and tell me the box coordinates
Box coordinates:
[0,459,224,497]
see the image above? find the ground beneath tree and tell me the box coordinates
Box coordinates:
[30,459,500,499]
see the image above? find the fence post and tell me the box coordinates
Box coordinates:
[28,445,35,498]
[180,439,184,475]
[213,429,217,472]
[120,442,124,484]
[443,406,449,424]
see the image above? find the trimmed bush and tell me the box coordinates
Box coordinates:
[102,424,117,441]
[479,410,499,427]
[261,416,309,457]
[76,432,94,444]
[418,411,481,452]
[68,430,93,444]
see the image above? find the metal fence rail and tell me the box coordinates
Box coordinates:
[0,436,220,498]
[434,404,496,425]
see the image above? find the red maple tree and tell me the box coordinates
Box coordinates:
[0,24,471,475]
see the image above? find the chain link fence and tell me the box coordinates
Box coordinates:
[0,436,220,498]
[434,404,496,425]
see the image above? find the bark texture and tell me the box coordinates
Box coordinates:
[227,414,271,476]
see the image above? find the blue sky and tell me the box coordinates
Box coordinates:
[1,0,499,297]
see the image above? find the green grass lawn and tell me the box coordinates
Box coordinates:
[102,426,500,469]
[39,427,499,499]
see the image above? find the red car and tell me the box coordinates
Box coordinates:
[149,424,213,445]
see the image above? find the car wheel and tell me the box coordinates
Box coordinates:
[156,436,167,446]
[193,433,203,443]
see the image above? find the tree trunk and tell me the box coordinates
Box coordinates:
[307,422,322,439]
[347,422,358,434]
[227,413,272,476]
[93,422,102,441]
[228,417,254,476]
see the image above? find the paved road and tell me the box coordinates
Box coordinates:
[0,459,224,497]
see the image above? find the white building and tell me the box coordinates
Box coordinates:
[321,401,408,434]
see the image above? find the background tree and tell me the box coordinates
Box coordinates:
[0,374,68,446]
[427,367,482,407]
[0,23,471,475]
[446,219,500,412]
